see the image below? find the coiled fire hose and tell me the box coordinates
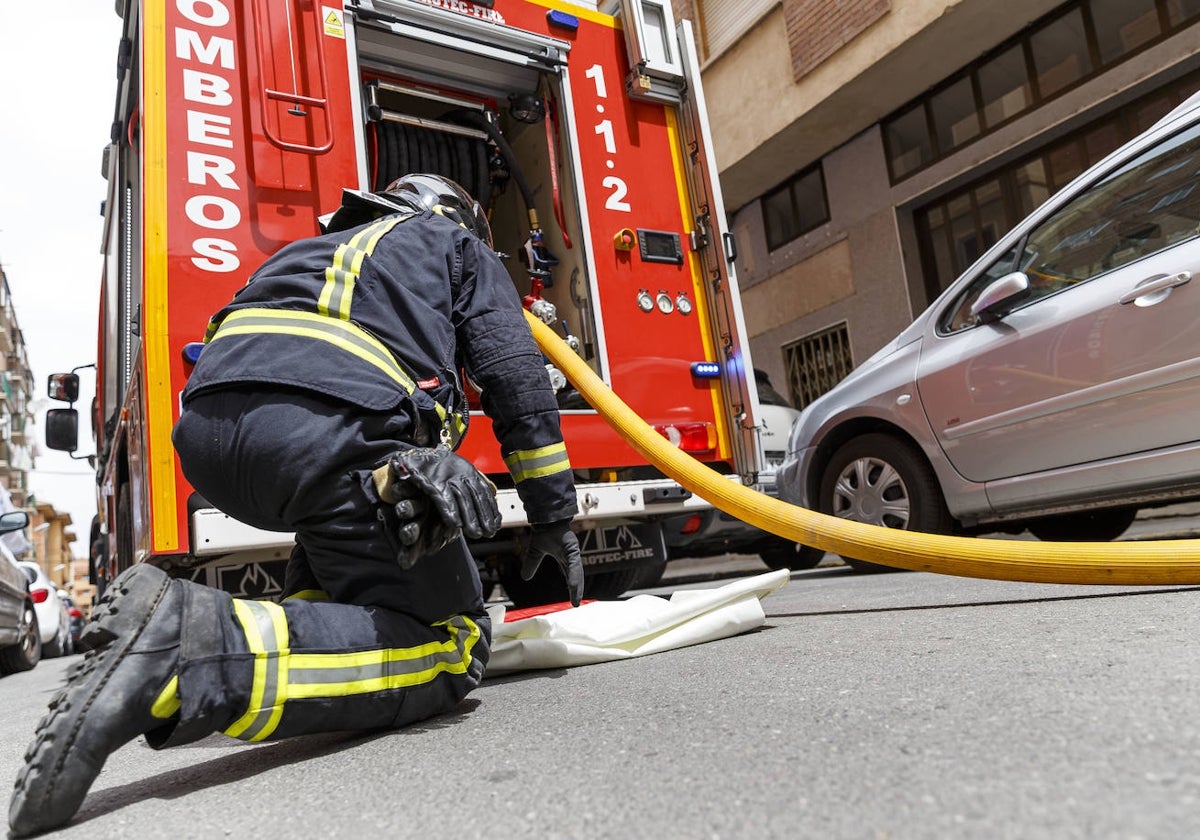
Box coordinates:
[526,311,1200,586]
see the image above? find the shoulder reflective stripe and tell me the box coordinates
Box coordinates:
[151,674,181,720]
[503,442,571,483]
[283,589,330,601]
[225,599,290,743]
[211,307,418,394]
[285,615,480,699]
[318,215,411,321]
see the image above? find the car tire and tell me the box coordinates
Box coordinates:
[43,623,66,659]
[819,433,953,573]
[1025,507,1139,542]
[757,537,824,571]
[0,601,42,674]
[629,559,668,590]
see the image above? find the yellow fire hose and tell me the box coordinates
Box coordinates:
[526,310,1200,586]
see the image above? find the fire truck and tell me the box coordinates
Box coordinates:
[46,0,768,605]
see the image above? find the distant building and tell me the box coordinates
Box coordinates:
[0,265,86,606]
[675,0,1200,406]
[0,267,34,505]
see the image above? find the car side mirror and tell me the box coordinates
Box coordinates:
[970,271,1031,323]
[45,408,80,453]
[47,372,80,403]
[0,510,29,535]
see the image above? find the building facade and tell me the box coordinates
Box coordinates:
[0,266,86,606]
[0,268,35,506]
[673,0,1200,408]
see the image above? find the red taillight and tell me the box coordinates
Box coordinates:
[29,588,49,604]
[653,422,716,455]
[679,514,703,536]
[69,607,84,618]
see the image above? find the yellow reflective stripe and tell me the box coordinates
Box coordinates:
[151,674,181,720]
[211,308,418,394]
[283,589,330,601]
[285,616,480,699]
[503,442,571,483]
[225,599,290,742]
[318,215,410,320]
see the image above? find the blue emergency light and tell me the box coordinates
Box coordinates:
[182,342,205,365]
[690,361,722,378]
[546,10,579,31]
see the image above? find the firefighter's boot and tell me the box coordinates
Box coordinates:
[8,563,230,838]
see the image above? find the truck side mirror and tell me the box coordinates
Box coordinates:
[45,408,80,453]
[47,373,80,403]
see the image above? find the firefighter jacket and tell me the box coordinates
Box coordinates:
[182,210,578,526]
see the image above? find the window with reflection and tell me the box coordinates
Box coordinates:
[1091,0,1161,64]
[1021,121,1200,291]
[885,103,933,180]
[913,68,1200,307]
[978,45,1032,130]
[882,0,1200,182]
[931,76,981,153]
[761,165,829,252]
[1030,8,1092,98]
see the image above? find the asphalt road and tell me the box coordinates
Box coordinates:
[4,528,1200,839]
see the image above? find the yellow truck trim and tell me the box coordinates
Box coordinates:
[143,3,179,552]
[665,107,731,459]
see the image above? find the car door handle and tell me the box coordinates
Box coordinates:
[1118,271,1191,305]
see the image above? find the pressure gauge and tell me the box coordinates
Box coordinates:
[637,289,654,312]
[656,291,674,314]
[675,293,693,315]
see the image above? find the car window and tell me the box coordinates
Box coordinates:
[940,244,1021,333]
[20,565,35,584]
[754,369,793,408]
[938,120,1200,333]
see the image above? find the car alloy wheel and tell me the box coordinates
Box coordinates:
[819,433,953,572]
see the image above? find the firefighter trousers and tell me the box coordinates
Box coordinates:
[168,386,491,744]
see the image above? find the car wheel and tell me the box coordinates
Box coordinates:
[0,601,42,674]
[629,559,668,590]
[819,433,953,573]
[757,537,824,571]
[43,622,65,658]
[1025,507,1138,542]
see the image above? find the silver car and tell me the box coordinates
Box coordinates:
[778,91,1200,570]
[0,511,39,673]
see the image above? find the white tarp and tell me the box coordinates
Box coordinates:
[485,569,789,676]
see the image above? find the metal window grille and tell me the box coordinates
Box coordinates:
[783,322,854,409]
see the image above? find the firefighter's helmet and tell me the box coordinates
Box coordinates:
[381,174,492,248]
[320,174,491,249]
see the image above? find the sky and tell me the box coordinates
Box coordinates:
[0,4,125,557]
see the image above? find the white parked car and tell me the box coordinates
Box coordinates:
[17,562,72,657]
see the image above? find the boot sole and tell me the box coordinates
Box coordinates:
[9,564,172,837]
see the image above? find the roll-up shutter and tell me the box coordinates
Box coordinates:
[697,0,777,59]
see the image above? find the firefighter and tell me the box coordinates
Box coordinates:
[9,174,583,837]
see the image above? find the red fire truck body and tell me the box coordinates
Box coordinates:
[70,0,765,603]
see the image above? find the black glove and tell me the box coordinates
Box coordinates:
[521,519,584,607]
[389,447,502,541]
[383,480,457,570]
[374,447,501,570]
